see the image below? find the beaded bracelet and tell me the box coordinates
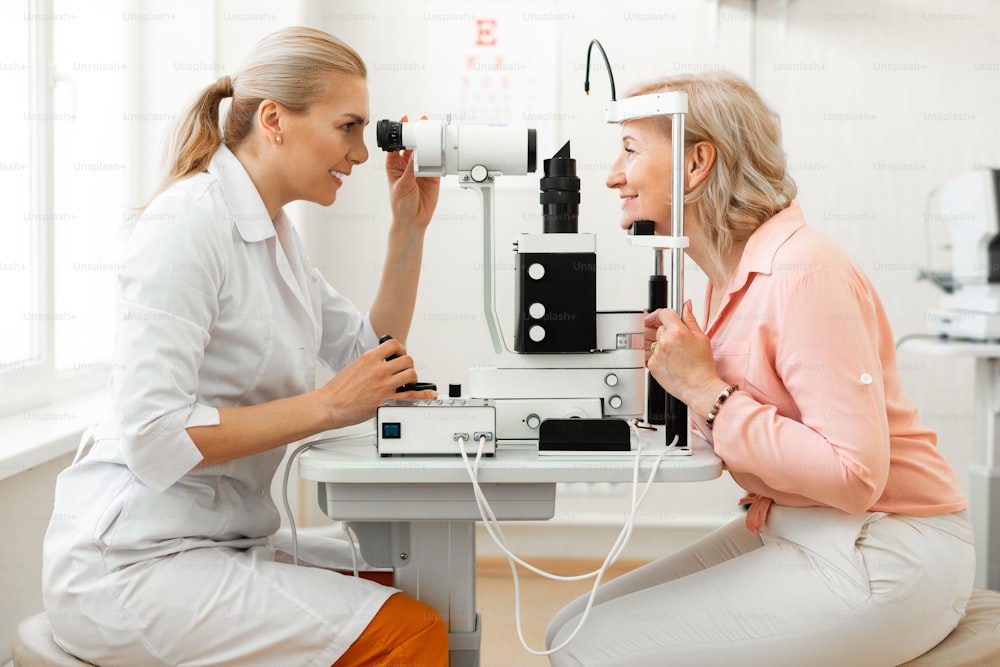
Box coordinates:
[705,383,739,430]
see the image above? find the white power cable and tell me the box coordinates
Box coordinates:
[281,441,316,566]
[344,522,361,579]
[456,425,676,656]
[280,433,374,570]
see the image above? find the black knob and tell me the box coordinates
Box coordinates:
[379,334,399,361]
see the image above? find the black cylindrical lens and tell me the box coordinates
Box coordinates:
[376,119,405,152]
[540,141,580,234]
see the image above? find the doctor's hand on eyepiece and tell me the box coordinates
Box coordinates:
[314,335,437,429]
[385,114,441,232]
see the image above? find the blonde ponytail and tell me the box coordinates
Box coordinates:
[148,27,366,203]
[161,75,232,189]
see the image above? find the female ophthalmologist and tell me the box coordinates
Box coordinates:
[42,27,448,667]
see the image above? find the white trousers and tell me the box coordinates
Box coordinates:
[545,507,974,666]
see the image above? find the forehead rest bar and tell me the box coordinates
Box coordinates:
[606,91,688,123]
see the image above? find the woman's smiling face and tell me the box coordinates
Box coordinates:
[277,74,370,208]
[605,116,676,234]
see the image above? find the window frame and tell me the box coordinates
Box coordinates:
[1,0,117,417]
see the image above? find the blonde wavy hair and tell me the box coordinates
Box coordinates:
[628,72,796,273]
[152,26,366,201]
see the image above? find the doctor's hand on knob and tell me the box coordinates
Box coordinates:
[646,301,729,415]
[316,337,436,429]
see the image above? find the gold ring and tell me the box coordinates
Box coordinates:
[650,342,658,353]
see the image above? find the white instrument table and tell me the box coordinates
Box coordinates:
[298,426,722,666]
[897,336,1000,591]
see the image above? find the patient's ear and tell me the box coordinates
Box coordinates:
[686,141,716,191]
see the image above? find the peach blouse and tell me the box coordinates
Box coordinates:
[692,201,967,534]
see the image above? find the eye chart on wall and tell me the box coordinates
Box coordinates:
[424,4,561,158]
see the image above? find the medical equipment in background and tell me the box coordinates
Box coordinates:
[372,39,691,455]
[919,169,1000,340]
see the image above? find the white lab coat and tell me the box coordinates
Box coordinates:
[41,145,393,667]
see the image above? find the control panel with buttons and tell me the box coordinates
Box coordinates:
[376,398,497,457]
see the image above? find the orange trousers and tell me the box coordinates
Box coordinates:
[333,592,448,667]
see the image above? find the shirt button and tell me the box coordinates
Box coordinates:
[860,373,873,385]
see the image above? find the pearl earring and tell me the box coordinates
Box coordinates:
[275,135,282,144]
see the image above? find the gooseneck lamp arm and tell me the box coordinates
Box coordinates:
[584,39,616,100]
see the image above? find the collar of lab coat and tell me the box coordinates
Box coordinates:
[207,144,277,243]
[208,144,318,335]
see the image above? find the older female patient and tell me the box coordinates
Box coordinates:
[546,71,973,667]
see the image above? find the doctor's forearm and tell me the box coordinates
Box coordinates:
[369,224,426,341]
[187,391,330,466]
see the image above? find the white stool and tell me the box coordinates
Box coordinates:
[901,588,1000,666]
[11,613,94,667]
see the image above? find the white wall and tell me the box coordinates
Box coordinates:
[295,0,1000,545]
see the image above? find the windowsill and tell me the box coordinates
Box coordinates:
[0,389,109,482]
